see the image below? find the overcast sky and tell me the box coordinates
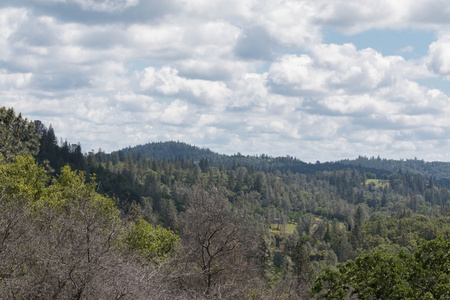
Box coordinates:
[3,0,450,162]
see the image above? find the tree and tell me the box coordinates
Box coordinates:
[312,249,412,299]
[291,241,312,288]
[312,236,450,299]
[160,198,179,230]
[0,107,39,161]
[350,205,368,249]
[124,218,180,262]
[199,157,209,172]
[0,156,181,299]
[179,184,258,298]
[0,156,48,298]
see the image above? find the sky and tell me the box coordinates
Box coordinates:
[2,0,450,162]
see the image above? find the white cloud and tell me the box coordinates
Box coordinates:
[268,44,404,97]
[317,0,410,34]
[0,8,28,59]
[0,70,32,88]
[161,99,189,125]
[2,0,450,162]
[255,0,321,48]
[114,93,156,113]
[398,45,414,53]
[89,61,128,91]
[139,66,232,108]
[427,36,450,76]
[316,0,450,34]
[178,0,321,50]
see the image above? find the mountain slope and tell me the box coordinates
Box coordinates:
[115,141,394,177]
[337,156,450,181]
[116,141,218,161]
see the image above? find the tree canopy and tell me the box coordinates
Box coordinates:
[312,237,450,299]
[0,106,39,161]
[0,156,180,299]
[5,108,450,299]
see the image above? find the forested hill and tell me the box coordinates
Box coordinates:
[5,107,450,299]
[337,156,450,182]
[120,141,450,182]
[116,141,391,177]
[116,141,219,161]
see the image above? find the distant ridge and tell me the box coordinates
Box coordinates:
[338,156,450,182]
[114,141,393,177]
[116,141,219,162]
[114,141,450,183]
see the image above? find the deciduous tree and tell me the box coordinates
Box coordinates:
[179,184,258,298]
[0,107,39,161]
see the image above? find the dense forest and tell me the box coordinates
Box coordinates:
[2,106,450,299]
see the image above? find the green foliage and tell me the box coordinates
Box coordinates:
[312,237,450,299]
[407,236,450,298]
[0,106,39,161]
[0,155,48,203]
[44,166,121,226]
[360,215,450,250]
[0,155,185,299]
[341,155,450,182]
[125,218,180,260]
[0,155,122,229]
[8,109,450,300]
[366,178,389,188]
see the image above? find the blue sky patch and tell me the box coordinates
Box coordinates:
[323,28,436,60]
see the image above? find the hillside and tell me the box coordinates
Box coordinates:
[116,141,219,161]
[337,156,450,182]
[119,141,450,182]
[116,141,395,177]
[5,110,450,299]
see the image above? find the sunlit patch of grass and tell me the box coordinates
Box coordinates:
[269,223,296,234]
[366,179,389,188]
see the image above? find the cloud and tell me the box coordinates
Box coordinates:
[427,36,450,76]
[161,99,189,125]
[398,45,414,53]
[268,44,403,97]
[234,26,279,60]
[5,0,177,25]
[139,66,232,107]
[2,0,450,163]
[316,0,450,34]
[0,70,32,88]
[317,0,408,34]
[31,0,139,13]
[253,0,322,48]
[70,0,139,12]
[263,39,450,161]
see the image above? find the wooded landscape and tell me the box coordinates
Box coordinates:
[2,106,450,299]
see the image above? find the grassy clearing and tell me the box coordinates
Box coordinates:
[269,223,296,234]
[366,179,389,188]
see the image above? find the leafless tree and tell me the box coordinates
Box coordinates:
[0,185,187,299]
[178,184,260,299]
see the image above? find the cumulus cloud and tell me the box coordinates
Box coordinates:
[268,44,403,97]
[427,36,450,76]
[316,0,450,34]
[161,99,189,125]
[2,0,450,162]
[235,26,279,60]
[139,66,232,107]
